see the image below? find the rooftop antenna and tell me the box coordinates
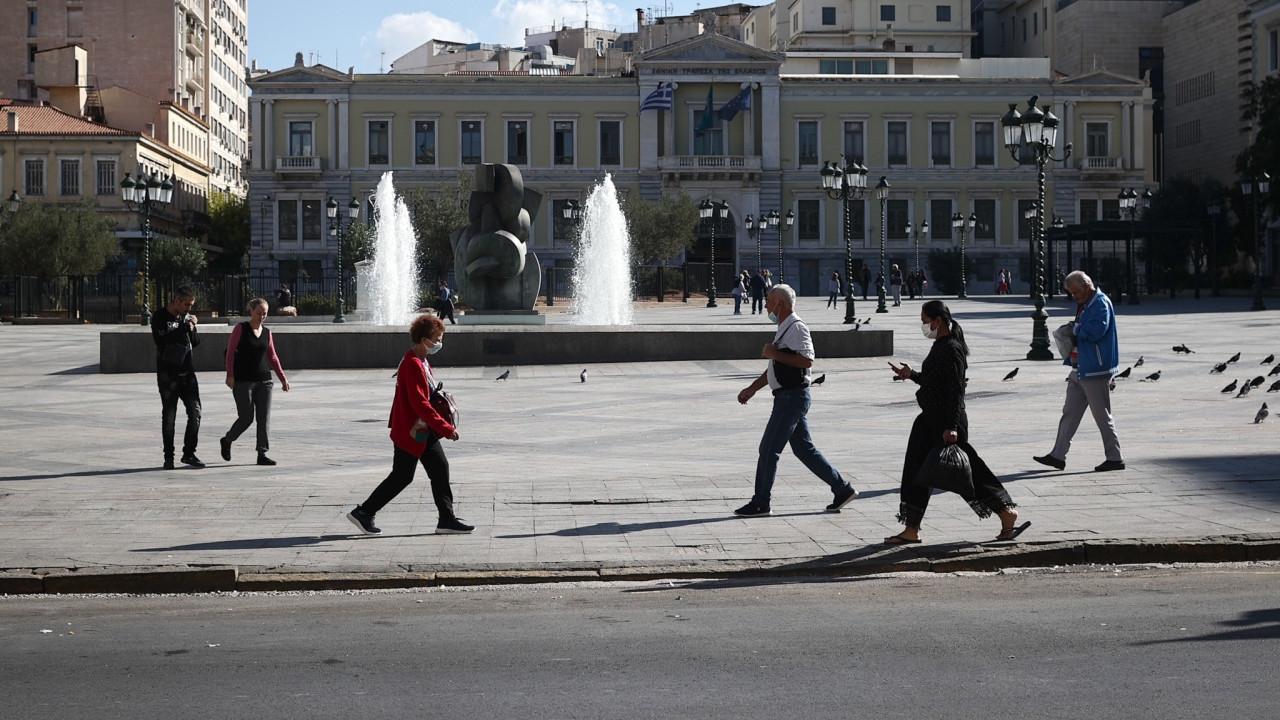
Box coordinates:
[380,51,386,73]
[579,0,589,28]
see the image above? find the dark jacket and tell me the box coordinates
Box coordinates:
[910,335,967,432]
[151,306,200,373]
[749,273,767,297]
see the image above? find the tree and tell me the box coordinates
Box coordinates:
[148,236,208,283]
[342,221,375,271]
[621,191,700,263]
[207,190,250,270]
[927,248,976,296]
[0,200,119,276]
[403,169,474,279]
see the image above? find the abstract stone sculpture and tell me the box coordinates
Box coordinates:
[450,163,543,311]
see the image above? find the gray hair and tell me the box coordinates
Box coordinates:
[1063,270,1094,290]
[769,283,797,307]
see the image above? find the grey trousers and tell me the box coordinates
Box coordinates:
[225,380,273,454]
[1051,371,1122,462]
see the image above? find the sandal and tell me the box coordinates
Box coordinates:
[882,534,922,545]
[994,520,1032,542]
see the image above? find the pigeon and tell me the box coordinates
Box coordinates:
[1227,352,1241,364]
[1172,345,1195,354]
[1271,365,1280,377]
[1263,354,1275,365]
[1251,375,1266,388]
[1115,367,1132,379]
[1256,403,1270,423]
[580,369,588,383]
[1268,379,1280,393]
[812,374,826,385]
[1236,383,1252,398]
[1221,379,1239,394]
[1109,378,1117,392]
[1141,371,1161,382]
[496,370,510,381]
[1211,362,1228,374]
[1003,368,1019,381]
[1134,356,1145,367]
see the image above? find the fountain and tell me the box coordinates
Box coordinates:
[570,174,634,325]
[364,171,418,326]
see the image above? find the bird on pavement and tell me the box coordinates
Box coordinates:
[1211,362,1228,374]
[1141,371,1161,382]
[1251,375,1266,388]
[1271,365,1280,377]
[1256,403,1270,423]
[812,374,826,385]
[496,370,510,381]
[1115,367,1132,379]
[1227,352,1241,363]
[1222,379,1239,394]
[1109,378,1117,392]
[1003,368,1019,381]
[1268,379,1280,393]
[1236,383,1252,398]
[1135,356,1145,367]
[1172,345,1195,354]
[1262,354,1275,365]
[580,369,588,383]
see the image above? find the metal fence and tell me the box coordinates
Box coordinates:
[542,263,738,305]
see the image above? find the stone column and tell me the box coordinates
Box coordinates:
[743,82,756,157]
[1121,101,1133,170]
[762,80,780,171]
[338,99,350,169]
[640,83,659,170]
[327,99,338,170]
[1130,99,1144,173]
[263,99,274,170]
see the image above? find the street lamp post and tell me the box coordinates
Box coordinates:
[777,209,794,284]
[0,190,18,324]
[1050,215,1065,299]
[744,214,761,275]
[1207,197,1222,298]
[121,170,174,326]
[764,209,780,278]
[952,212,974,298]
[1241,172,1270,311]
[905,219,928,295]
[1117,187,1150,306]
[1002,95,1071,361]
[555,199,585,307]
[820,157,869,324]
[326,196,361,323]
[698,198,727,308]
[874,176,891,313]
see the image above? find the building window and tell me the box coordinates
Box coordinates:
[553,121,575,165]
[599,120,621,165]
[822,7,836,25]
[415,120,436,165]
[930,121,951,166]
[1033,12,1038,36]
[798,121,819,166]
[843,121,865,163]
[27,8,37,37]
[96,159,116,196]
[819,59,853,74]
[855,59,889,74]
[973,199,996,239]
[66,7,83,37]
[930,199,952,241]
[28,45,37,74]
[937,5,951,22]
[367,121,389,165]
[288,121,312,157]
[846,199,866,239]
[278,200,297,241]
[1271,29,1279,72]
[1079,198,1098,222]
[24,159,44,196]
[507,120,528,165]
[887,199,909,239]
[881,5,896,22]
[1086,122,1109,157]
[1022,18,1027,42]
[694,112,722,155]
[60,159,80,196]
[301,199,321,241]
[887,121,908,166]
[1102,197,1120,221]
[974,122,995,166]
[798,199,821,240]
[461,121,483,164]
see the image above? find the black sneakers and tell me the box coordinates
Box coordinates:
[436,518,475,535]
[1033,454,1065,470]
[346,507,381,535]
[1095,459,1126,472]
[181,454,205,468]
[163,458,175,470]
[257,454,277,466]
[220,437,231,461]
[826,484,859,512]
[734,502,771,517]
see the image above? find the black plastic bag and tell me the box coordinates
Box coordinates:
[913,444,974,496]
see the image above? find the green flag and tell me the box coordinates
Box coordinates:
[696,86,714,131]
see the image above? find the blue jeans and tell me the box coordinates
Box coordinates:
[752,387,846,507]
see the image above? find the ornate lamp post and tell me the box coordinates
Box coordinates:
[121,170,174,326]
[1117,187,1150,306]
[1207,196,1223,298]
[744,214,761,274]
[777,209,794,284]
[326,196,361,323]
[699,198,727,308]
[1050,215,1065,299]
[821,157,869,323]
[1002,95,1071,361]
[764,209,780,276]
[1241,172,1270,311]
[951,212,974,298]
[906,218,928,296]
[874,176,891,313]
[553,199,585,307]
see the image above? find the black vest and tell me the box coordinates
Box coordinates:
[232,322,272,382]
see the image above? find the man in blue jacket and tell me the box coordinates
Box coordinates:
[1034,270,1125,472]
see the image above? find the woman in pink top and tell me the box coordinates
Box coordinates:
[219,298,290,465]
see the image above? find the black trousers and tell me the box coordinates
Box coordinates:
[224,380,273,453]
[359,442,455,522]
[751,294,763,313]
[158,371,201,459]
[437,300,455,324]
[897,411,1015,528]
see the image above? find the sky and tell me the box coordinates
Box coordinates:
[249,0,713,74]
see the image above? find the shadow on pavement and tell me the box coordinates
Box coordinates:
[496,511,822,539]
[1,467,170,482]
[1133,607,1280,644]
[130,533,437,552]
[49,364,101,375]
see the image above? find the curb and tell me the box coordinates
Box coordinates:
[3,536,1279,595]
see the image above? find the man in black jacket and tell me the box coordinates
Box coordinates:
[152,286,203,469]
[748,270,767,314]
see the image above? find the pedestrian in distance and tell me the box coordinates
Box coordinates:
[861,264,871,301]
[749,269,767,314]
[152,286,203,469]
[732,271,748,315]
[885,300,1027,544]
[435,280,456,325]
[890,264,903,306]
[1035,270,1126,472]
[347,314,473,536]
[220,298,290,466]
[827,271,841,309]
[906,267,917,300]
[916,268,928,297]
[275,283,297,316]
[733,284,857,517]
[996,268,1008,295]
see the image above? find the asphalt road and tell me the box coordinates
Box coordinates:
[3,564,1279,719]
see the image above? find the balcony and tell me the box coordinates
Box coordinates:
[659,155,762,184]
[1080,156,1122,170]
[183,70,205,92]
[186,30,205,56]
[275,156,323,174]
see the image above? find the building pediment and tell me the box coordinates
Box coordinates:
[1054,68,1144,88]
[252,63,351,86]
[636,33,784,68]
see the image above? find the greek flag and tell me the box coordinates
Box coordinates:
[640,83,673,112]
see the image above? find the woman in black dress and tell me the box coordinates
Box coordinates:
[885,300,1030,544]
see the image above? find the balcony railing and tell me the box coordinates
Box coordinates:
[659,155,762,170]
[1081,156,1121,170]
[275,156,322,172]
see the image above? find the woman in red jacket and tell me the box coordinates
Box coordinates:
[346,314,472,535]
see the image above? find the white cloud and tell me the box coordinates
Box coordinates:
[362,11,480,69]
[491,0,626,48]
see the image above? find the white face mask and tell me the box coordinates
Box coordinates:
[921,321,939,339]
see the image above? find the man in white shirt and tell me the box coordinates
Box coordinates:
[734,285,857,516]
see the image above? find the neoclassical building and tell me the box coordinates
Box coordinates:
[247,28,1151,296]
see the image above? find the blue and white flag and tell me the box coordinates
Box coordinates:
[640,83,673,112]
[717,87,752,121]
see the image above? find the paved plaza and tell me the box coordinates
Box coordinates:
[1,292,1278,589]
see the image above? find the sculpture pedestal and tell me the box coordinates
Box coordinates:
[459,310,547,326]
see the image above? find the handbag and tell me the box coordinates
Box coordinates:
[415,381,459,442]
[913,443,974,496]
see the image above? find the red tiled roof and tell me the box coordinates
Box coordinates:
[0,104,133,136]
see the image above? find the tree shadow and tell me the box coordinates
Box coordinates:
[1133,608,1280,645]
